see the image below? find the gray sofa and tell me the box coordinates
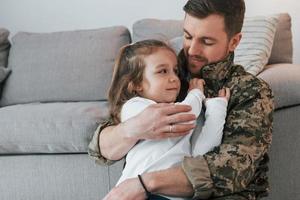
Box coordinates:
[0,13,299,200]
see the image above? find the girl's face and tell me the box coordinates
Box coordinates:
[137,48,180,103]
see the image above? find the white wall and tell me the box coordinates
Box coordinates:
[0,0,299,63]
[0,0,185,33]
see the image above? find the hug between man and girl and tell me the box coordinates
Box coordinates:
[88,0,274,199]
[108,39,230,200]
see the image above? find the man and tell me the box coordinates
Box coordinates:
[88,0,274,199]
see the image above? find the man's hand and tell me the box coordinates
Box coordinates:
[103,178,145,200]
[100,103,196,160]
[125,103,196,140]
[103,166,194,200]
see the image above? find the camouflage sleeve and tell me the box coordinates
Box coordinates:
[88,118,118,165]
[182,80,274,199]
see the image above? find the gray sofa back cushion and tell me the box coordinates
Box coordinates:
[258,64,300,109]
[132,13,292,65]
[0,67,11,83]
[0,28,10,68]
[0,26,131,106]
[0,28,11,99]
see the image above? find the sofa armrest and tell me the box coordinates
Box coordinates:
[258,63,300,109]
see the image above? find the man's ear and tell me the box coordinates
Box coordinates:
[229,33,242,52]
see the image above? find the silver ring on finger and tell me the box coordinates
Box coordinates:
[169,124,173,133]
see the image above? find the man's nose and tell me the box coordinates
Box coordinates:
[188,40,202,56]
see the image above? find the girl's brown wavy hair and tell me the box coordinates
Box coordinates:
[108,39,176,124]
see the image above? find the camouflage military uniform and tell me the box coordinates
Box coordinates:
[88,52,274,200]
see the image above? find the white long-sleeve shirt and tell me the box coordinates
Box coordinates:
[117,89,228,192]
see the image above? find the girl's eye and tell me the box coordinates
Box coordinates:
[159,69,168,74]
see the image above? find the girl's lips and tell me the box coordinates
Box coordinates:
[166,87,179,91]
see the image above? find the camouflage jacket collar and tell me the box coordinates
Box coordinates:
[199,52,235,96]
[200,52,234,81]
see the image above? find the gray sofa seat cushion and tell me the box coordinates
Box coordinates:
[258,64,300,109]
[0,101,109,154]
[0,154,110,200]
[0,26,131,106]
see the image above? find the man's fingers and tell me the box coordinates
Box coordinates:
[160,104,192,115]
[151,123,195,139]
[165,113,196,124]
[167,123,195,133]
[152,131,190,139]
[144,123,195,140]
[169,123,195,133]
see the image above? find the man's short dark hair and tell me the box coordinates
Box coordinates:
[183,0,245,38]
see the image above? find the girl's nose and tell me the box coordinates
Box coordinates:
[169,74,179,82]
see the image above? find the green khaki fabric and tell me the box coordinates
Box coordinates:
[88,118,117,165]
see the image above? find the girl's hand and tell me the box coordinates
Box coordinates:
[189,78,205,92]
[218,88,230,101]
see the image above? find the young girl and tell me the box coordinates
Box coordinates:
[108,40,229,200]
